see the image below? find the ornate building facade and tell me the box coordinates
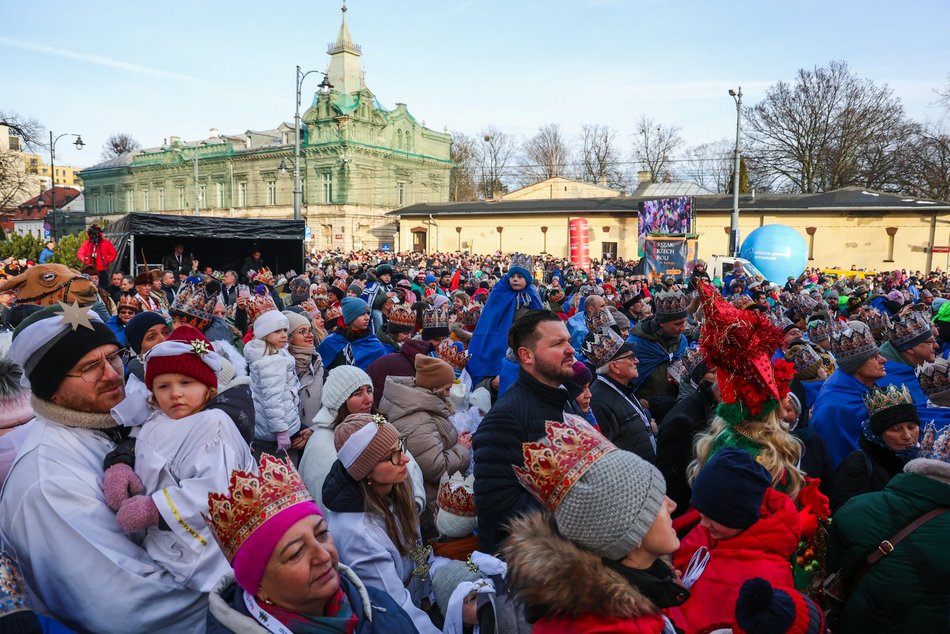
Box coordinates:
[79,6,452,250]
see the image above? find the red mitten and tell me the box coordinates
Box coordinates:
[116,495,160,533]
[798,504,819,540]
[103,464,145,512]
[796,477,830,521]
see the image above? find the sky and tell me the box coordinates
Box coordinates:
[4,0,949,171]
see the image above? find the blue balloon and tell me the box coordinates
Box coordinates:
[739,225,808,283]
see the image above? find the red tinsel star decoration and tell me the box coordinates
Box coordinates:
[697,281,795,420]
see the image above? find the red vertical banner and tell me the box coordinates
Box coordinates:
[569,218,590,272]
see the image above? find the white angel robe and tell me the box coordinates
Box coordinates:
[0,416,207,634]
[135,406,255,592]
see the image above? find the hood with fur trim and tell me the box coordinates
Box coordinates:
[502,512,660,622]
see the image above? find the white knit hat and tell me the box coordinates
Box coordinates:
[321,365,373,414]
[283,310,311,333]
[253,310,289,340]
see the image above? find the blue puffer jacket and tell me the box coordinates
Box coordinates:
[206,567,419,633]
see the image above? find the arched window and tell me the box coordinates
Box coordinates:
[397,130,402,150]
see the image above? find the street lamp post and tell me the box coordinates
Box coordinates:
[293,65,333,221]
[728,87,742,257]
[48,131,85,239]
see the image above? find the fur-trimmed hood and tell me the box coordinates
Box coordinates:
[502,512,660,621]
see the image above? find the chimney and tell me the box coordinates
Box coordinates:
[637,170,652,184]
[209,128,219,139]
[168,135,181,146]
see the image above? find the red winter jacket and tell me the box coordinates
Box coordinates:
[77,238,117,272]
[666,488,801,634]
[366,339,434,408]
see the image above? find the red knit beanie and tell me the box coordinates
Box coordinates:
[145,325,218,391]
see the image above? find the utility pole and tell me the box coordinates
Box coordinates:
[729,86,743,257]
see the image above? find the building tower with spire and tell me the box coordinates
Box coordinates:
[79,3,452,251]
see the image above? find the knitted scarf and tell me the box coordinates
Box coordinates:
[289,343,316,377]
[257,582,358,634]
[31,395,118,430]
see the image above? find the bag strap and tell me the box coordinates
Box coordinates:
[865,507,948,565]
[850,506,948,589]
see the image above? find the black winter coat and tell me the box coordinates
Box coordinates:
[473,369,581,555]
[655,383,717,515]
[589,375,657,464]
[831,435,905,512]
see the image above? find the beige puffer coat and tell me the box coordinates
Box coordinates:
[378,375,469,518]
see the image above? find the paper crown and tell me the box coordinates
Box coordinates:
[462,304,481,330]
[620,286,642,308]
[251,267,275,286]
[791,292,819,314]
[585,307,616,333]
[422,306,450,331]
[387,302,417,329]
[436,339,471,372]
[206,454,313,563]
[324,303,342,323]
[437,472,476,517]
[830,321,878,363]
[297,298,320,318]
[170,281,217,330]
[864,384,915,419]
[919,421,950,461]
[697,282,795,423]
[888,311,932,348]
[245,286,279,326]
[654,290,689,316]
[806,319,836,343]
[916,358,950,399]
[786,343,823,379]
[852,306,892,335]
[731,294,755,310]
[513,420,616,512]
[582,326,628,369]
[509,253,534,276]
[116,293,142,313]
[331,278,348,292]
[771,313,796,333]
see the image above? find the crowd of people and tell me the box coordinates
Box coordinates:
[0,239,948,634]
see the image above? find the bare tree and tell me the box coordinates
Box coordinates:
[449,131,479,201]
[476,127,515,199]
[0,110,45,208]
[678,140,733,192]
[517,123,570,186]
[898,126,950,202]
[632,116,682,183]
[745,61,907,193]
[101,133,141,160]
[579,124,626,189]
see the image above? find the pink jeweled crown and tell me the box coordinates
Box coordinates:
[513,420,616,512]
[206,454,313,563]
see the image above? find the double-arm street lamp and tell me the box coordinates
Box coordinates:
[290,65,333,221]
[728,87,743,257]
[48,131,85,239]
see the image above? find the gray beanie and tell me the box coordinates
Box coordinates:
[431,560,481,614]
[553,449,667,561]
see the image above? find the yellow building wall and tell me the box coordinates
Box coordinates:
[23,154,84,187]
[399,210,950,273]
[502,177,622,201]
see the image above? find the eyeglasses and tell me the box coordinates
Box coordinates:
[294,327,314,335]
[382,437,409,465]
[65,348,130,383]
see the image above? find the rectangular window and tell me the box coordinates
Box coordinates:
[216,183,224,208]
[397,182,406,206]
[238,182,247,207]
[92,194,99,214]
[126,189,134,212]
[322,173,332,203]
[107,193,114,213]
[199,185,207,209]
[266,180,276,205]
[143,189,149,211]
[158,187,165,211]
[177,186,186,209]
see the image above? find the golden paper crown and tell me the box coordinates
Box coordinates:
[436,339,471,371]
[116,293,142,312]
[513,420,616,512]
[863,384,914,418]
[388,302,417,328]
[252,267,275,286]
[245,288,279,325]
[206,454,313,563]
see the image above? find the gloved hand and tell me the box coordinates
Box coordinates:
[103,464,145,512]
[116,495,160,533]
[276,431,291,452]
